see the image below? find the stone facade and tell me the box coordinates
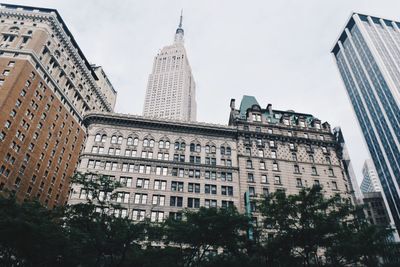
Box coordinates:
[70,96,352,223]
[0,4,116,207]
[69,113,238,221]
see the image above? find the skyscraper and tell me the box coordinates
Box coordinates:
[332,13,400,233]
[0,4,116,207]
[361,159,382,193]
[143,12,196,121]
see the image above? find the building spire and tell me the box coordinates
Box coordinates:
[174,9,184,44]
[179,9,183,28]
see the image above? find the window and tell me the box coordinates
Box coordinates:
[274,176,281,185]
[152,195,165,206]
[325,157,331,165]
[174,141,185,150]
[328,168,334,177]
[4,120,11,129]
[332,181,338,190]
[296,178,302,187]
[188,198,200,208]
[309,155,314,163]
[127,137,134,146]
[252,113,262,122]
[248,173,254,182]
[205,184,217,195]
[221,186,233,196]
[188,183,200,193]
[269,140,275,148]
[170,196,183,207]
[246,160,253,168]
[171,181,184,192]
[132,210,146,221]
[263,187,269,196]
[303,133,308,139]
[222,200,234,208]
[205,199,217,208]
[314,180,320,186]
[136,178,149,189]
[312,167,318,175]
[261,174,268,184]
[294,165,300,173]
[292,153,297,161]
[245,147,251,155]
[3,70,10,76]
[116,192,129,203]
[134,193,147,204]
[289,143,295,150]
[119,176,132,187]
[154,180,167,190]
[270,151,276,159]
[258,149,264,157]
[322,146,328,153]
[150,211,164,222]
[111,135,117,144]
[260,161,266,170]
[249,186,255,196]
[272,162,279,171]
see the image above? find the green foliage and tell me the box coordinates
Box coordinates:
[0,173,398,267]
[258,185,396,267]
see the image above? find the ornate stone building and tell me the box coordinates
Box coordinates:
[0,4,116,207]
[69,96,352,223]
[69,113,238,221]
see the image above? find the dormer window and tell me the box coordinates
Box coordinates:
[252,114,262,122]
[315,123,321,129]
[299,121,305,127]
[283,119,290,125]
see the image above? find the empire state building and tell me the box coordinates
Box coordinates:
[143,12,197,121]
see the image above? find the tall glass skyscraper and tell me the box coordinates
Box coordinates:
[332,13,400,233]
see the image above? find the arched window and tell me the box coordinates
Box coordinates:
[165,141,170,149]
[190,143,196,152]
[101,134,107,143]
[149,139,155,148]
[226,147,231,156]
[111,135,117,144]
[211,145,216,153]
[196,144,201,153]
[127,137,133,146]
[95,134,101,142]
[133,137,139,146]
[159,140,164,148]
[258,149,264,158]
[205,145,210,153]
[174,141,185,150]
[220,146,225,155]
[143,139,149,147]
[117,136,123,145]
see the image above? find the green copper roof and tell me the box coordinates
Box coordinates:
[239,95,260,118]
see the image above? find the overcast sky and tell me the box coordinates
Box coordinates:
[4,0,400,183]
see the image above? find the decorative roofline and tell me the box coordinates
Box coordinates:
[0,3,113,112]
[84,112,237,138]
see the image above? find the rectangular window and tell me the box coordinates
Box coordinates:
[188,197,200,208]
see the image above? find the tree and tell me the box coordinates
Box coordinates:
[0,195,67,267]
[62,172,150,267]
[258,185,395,267]
[159,206,257,267]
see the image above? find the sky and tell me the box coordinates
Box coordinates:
[3,0,400,183]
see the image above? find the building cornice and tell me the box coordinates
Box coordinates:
[84,112,237,138]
